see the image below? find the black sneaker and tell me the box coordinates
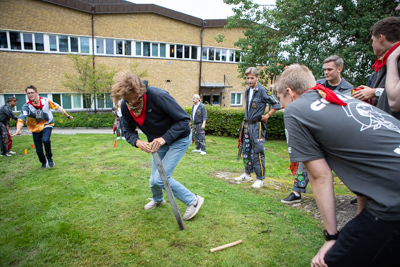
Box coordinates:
[48,159,55,168]
[41,161,48,169]
[281,192,301,204]
[350,198,357,205]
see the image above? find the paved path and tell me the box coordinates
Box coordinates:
[10,127,119,135]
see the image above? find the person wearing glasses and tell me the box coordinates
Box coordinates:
[0,97,20,156]
[15,85,73,168]
[111,72,204,221]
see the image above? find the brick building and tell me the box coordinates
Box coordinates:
[0,0,255,112]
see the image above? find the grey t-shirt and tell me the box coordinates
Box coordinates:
[284,90,400,220]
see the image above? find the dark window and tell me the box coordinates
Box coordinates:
[10,32,21,50]
[169,44,175,57]
[35,34,44,51]
[116,40,123,55]
[191,46,198,59]
[70,37,78,52]
[215,49,221,61]
[143,42,150,56]
[59,35,68,52]
[125,40,131,55]
[208,48,214,60]
[176,45,183,58]
[184,46,190,59]
[53,94,61,105]
[0,31,7,49]
[23,33,33,50]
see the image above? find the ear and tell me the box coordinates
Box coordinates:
[337,66,343,73]
[286,88,297,101]
[378,34,386,43]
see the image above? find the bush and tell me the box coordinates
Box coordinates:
[185,106,285,140]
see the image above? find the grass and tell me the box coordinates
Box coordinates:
[0,132,351,266]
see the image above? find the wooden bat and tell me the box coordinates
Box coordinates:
[209,240,242,253]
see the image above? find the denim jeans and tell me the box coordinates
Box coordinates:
[150,133,196,205]
[32,127,53,163]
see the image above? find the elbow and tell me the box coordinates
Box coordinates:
[388,101,400,113]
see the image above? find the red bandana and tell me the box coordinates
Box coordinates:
[304,84,347,106]
[127,94,147,126]
[28,97,43,109]
[372,41,400,72]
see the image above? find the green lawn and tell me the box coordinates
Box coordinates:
[0,133,350,266]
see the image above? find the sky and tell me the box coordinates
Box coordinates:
[125,0,276,19]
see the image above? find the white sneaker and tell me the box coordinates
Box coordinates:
[251,179,263,188]
[116,137,121,140]
[122,137,126,140]
[234,173,252,181]
[200,151,207,155]
[192,149,201,153]
[1,154,12,157]
[183,195,204,220]
[144,199,166,210]
[8,151,16,154]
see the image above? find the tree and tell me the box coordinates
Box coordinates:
[224,0,399,86]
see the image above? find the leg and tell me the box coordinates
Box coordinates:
[292,162,309,193]
[243,122,254,175]
[250,122,266,180]
[325,208,400,267]
[194,124,202,151]
[6,126,12,152]
[32,131,46,164]
[41,127,53,161]
[0,123,8,155]
[150,133,196,205]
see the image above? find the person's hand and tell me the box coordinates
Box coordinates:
[261,114,269,123]
[67,115,74,121]
[201,123,206,130]
[311,240,336,267]
[351,85,375,100]
[136,140,152,153]
[149,137,166,153]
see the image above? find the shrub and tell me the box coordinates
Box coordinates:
[185,106,285,140]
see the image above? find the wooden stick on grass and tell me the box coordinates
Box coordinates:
[209,240,242,253]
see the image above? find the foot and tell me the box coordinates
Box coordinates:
[200,151,207,155]
[122,137,126,140]
[192,149,201,153]
[8,151,16,154]
[350,198,357,205]
[251,179,263,188]
[281,192,302,204]
[234,173,252,181]
[1,154,12,157]
[183,195,204,220]
[116,137,121,140]
[144,199,166,210]
[48,159,55,168]
[41,160,48,169]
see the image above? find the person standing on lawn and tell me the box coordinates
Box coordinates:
[191,94,207,155]
[111,72,204,220]
[15,85,73,168]
[0,97,19,157]
[234,67,281,188]
[276,64,400,267]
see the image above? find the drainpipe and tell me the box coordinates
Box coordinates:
[91,3,97,113]
[198,20,206,96]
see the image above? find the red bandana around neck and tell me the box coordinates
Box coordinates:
[304,84,347,106]
[127,94,147,126]
[28,97,43,109]
[372,41,400,72]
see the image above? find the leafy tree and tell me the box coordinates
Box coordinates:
[224,0,399,86]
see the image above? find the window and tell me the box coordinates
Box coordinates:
[0,31,7,48]
[221,49,227,61]
[59,35,68,52]
[83,94,92,109]
[80,37,89,53]
[52,94,61,105]
[23,33,33,50]
[215,49,221,61]
[152,43,158,57]
[35,34,44,51]
[176,45,183,58]
[169,44,175,57]
[125,40,131,55]
[202,47,207,60]
[208,48,214,60]
[235,51,241,62]
[96,38,104,54]
[191,46,198,59]
[106,39,114,55]
[136,42,141,56]
[62,94,72,109]
[70,37,78,53]
[184,46,190,59]
[160,43,166,57]
[231,93,242,106]
[10,32,21,50]
[72,94,82,109]
[49,35,57,51]
[143,42,150,56]
[116,40,123,55]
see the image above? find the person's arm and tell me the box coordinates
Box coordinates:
[49,99,73,120]
[262,108,278,122]
[351,85,377,100]
[304,158,337,267]
[201,104,207,129]
[385,46,400,112]
[357,195,367,215]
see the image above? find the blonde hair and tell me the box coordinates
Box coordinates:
[275,64,316,96]
[193,94,200,100]
[245,67,259,77]
[111,72,147,102]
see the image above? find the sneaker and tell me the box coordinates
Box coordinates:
[251,179,263,188]
[192,149,201,153]
[144,199,166,210]
[281,192,302,204]
[1,154,12,157]
[116,137,121,140]
[200,151,206,155]
[122,137,126,140]
[183,195,204,220]
[8,151,16,154]
[350,198,357,205]
[48,159,55,168]
[234,173,252,181]
[41,160,48,169]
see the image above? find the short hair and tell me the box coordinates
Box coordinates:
[371,17,400,42]
[275,64,316,96]
[193,94,200,100]
[25,85,37,93]
[245,67,259,77]
[111,72,147,102]
[323,55,344,69]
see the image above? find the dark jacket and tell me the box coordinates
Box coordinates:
[0,103,19,125]
[121,84,191,146]
[191,103,207,125]
[316,77,354,96]
[374,59,400,120]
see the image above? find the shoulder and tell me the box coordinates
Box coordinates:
[316,79,326,85]
[340,77,354,89]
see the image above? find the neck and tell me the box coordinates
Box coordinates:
[328,77,341,87]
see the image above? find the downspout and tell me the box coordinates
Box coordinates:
[198,20,206,96]
[91,3,97,113]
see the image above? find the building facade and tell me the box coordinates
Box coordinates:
[0,0,255,112]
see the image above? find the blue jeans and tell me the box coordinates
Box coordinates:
[150,133,196,205]
[32,127,53,164]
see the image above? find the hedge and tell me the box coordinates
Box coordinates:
[9,107,286,140]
